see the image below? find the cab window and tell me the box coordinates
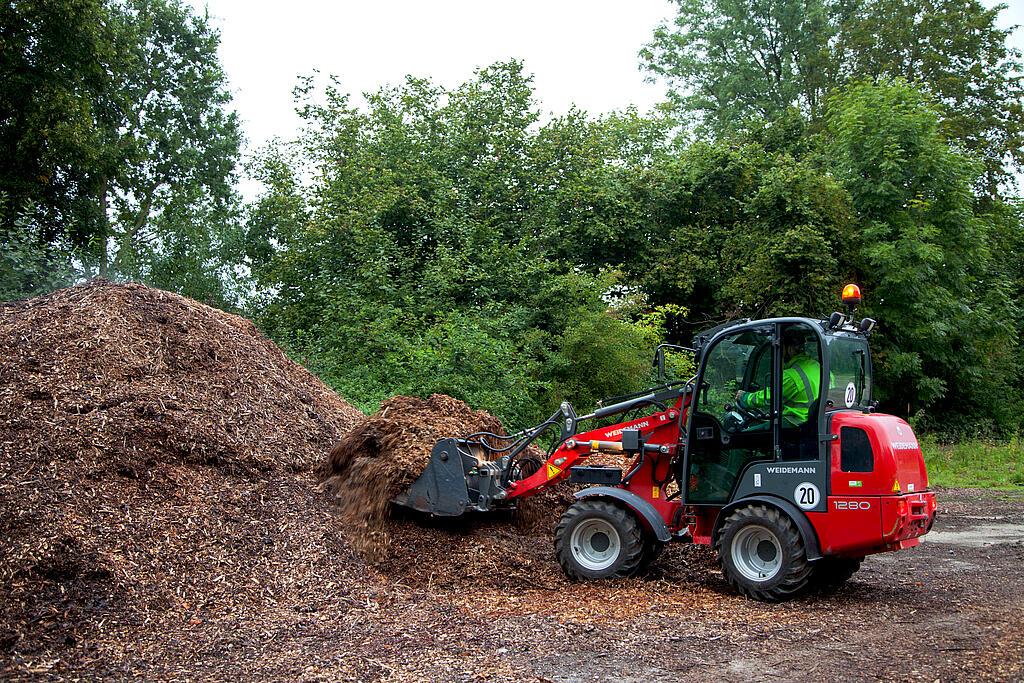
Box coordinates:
[686,326,774,504]
[827,336,871,410]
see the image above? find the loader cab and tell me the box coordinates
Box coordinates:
[681,318,869,507]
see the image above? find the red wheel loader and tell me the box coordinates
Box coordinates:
[393,285,937,601]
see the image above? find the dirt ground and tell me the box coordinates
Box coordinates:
[3,486,1022,682]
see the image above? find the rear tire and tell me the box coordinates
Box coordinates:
[555,499,644,581]
[810,557,862,590]
[715,504,813,602]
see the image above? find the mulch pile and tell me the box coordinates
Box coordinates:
[0,281,372,676]
[1,280,364,475]
[320,394,503,547]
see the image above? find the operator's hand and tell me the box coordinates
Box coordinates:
[735,389,744,402]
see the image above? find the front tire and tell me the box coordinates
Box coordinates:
[555,499,644,581]
[638,537,667,573]
[715,504,813,602]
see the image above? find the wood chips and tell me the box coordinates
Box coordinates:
[1,281,1022,681]
[0,281,371,676]
[320,394,505,560]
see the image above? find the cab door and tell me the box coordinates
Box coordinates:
[684,325,776,504]
[728,321,829,514]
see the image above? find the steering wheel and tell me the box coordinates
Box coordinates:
[724,399,769,428]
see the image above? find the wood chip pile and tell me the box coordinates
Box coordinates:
[0,280,726,681]
[319,393,576,577]
[1,280,364,475]
[0,281,371,674]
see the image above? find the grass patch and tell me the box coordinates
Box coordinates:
[922,437,1024,489]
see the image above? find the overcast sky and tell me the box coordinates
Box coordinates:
[190,0,1023,191]
[190,0,674,157]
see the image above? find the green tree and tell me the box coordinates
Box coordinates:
[246,63,666,426]
[0,198,75,300]
[640,0,847,128]
[92,0,241,303]
[578,133,853,339]
[641,0,1024,189]
[840,0,1024,194]
[0,0,241,305]
[826,79,1019,434]
[0,0,108,264]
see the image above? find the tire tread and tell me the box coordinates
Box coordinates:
[554,499,644,581]
[714,504,813,602]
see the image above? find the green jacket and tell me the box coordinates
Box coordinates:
[739,354,821,427]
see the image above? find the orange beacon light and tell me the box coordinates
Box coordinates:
[842,283,862,307]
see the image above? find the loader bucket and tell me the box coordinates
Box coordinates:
[393,438,508,516]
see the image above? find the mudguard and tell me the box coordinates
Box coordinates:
[716,495,823,560]
[573,486,672,542]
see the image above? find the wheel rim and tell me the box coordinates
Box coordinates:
[570,518,622,571]
[731,524,783,582]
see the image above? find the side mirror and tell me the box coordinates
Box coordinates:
[652,343,696,383]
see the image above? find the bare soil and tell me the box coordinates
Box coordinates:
[2,282,1022,681]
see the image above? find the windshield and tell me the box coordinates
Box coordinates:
[826,336,871,410]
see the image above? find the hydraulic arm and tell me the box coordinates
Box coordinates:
[393,383,691,517]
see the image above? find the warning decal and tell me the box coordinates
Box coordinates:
[546,463,561,480]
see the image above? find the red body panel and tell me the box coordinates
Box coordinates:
[828,411,929,496]
[808,490,936,557]
[505,400,684,501]
[811,412,936,556]
[810,497,882,556]
[506,397,936,560]
[505,396,690,534]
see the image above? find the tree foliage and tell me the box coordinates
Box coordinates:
[640,0,847,126]
[245,64,668,426]
[93,0,241,300]
[0,0,241,304]
[3,1,1022,437]
[245,63,1022,435]
[641,0,1024,190]
[825,80,1018,433]
[0,0,108,255]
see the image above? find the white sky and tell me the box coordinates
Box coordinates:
[191,0,1023,194]
[190,0,674,159]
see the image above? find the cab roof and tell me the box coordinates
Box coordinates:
[692,316,867,356]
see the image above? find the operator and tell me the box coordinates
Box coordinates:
[734,328,821,429]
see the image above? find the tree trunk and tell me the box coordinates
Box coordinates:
[112,182,157,274]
